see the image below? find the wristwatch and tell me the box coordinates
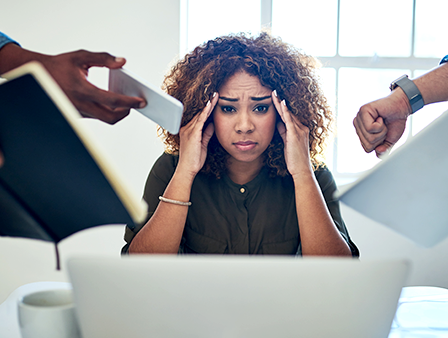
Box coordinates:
[389,75,424,114]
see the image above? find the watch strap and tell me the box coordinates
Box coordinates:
[390,75,424,114]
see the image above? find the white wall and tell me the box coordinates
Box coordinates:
[1,0,448,304]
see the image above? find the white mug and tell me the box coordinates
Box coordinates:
[18,289,81,338]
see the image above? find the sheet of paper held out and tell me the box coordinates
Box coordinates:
[109,68,183,134]
[336,109,448,247]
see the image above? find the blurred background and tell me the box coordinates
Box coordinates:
[1,0,448,302]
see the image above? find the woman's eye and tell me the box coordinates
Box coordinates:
[221,106,235,113]
[254,105,269,113]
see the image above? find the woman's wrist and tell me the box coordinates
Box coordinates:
[289,160,315,182]
[291,168,317,188]
[169,168,196,193]
[175,160,201,182]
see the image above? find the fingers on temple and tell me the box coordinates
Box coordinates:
[272,90,286,121]
[272,90,306,133]
[182,92,218,134]
[272,91,295,130]
[198,92,219,123]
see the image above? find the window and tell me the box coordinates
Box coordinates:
[182,0,448,183]
[181,0,261,54]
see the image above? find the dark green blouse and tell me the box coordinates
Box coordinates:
[122,153,359,256]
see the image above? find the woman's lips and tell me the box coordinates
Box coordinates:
[234,141,257,151]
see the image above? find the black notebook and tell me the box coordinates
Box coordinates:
[0,62,147,244]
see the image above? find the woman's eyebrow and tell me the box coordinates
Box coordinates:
[219,97,238,102]
[219,95,272,102]
[251,95,271,101]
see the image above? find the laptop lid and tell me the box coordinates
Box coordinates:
[336,109,448,247]
[68,255,409,338]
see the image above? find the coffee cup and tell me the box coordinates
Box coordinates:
[18,289,81,338]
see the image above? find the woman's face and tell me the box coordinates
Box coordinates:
[213,71,277,167]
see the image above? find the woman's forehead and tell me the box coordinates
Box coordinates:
[219,71,271,97]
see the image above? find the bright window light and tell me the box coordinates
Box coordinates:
[184,0,261,53]
[272,0,338,57]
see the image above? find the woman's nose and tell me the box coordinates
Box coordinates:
[235,112,255,133]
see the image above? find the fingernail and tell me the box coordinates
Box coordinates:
[139,100,146,108]
[273,90,278,97]
[213,92,217,98]
[282,99,287,106]
[115,57,125,63]
[206,100,211,106]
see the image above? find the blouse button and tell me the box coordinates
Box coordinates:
[240,187,246,194]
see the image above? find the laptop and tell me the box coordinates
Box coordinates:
[67,255,409,338]
[336,109,448,247]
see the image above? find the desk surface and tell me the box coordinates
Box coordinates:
[389,286,448,337]
[1,282,447,338]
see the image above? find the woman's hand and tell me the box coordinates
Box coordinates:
[177,93,219,179]
[272,91,352,256]
[272,90,313,178]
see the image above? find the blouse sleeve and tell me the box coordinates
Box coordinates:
[315,166,360,257]
[0,32,20,51]
[121,153,178,254]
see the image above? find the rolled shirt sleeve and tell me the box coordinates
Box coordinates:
[0,32,20,50]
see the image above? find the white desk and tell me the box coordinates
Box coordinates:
[389,286,448,337]
[1,282,447,338]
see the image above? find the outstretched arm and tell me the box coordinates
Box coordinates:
[0,43,146,124]
[354,61,448,157]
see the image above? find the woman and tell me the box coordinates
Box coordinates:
[123,33,359,256]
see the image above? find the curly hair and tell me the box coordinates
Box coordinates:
[160,32,333,178]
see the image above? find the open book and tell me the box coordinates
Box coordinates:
[0,62,147,245]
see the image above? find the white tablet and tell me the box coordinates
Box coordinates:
[108,68,183,134]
